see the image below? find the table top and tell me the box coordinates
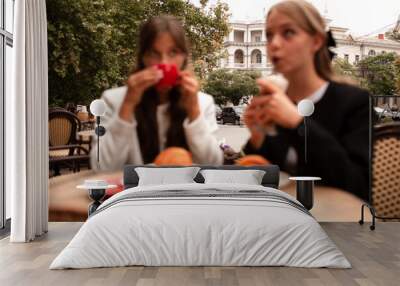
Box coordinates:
[289,176,322,181]
[81,119,96,123]
[49,170,369,222]
[77,130,95,137]
[76,184,118,190]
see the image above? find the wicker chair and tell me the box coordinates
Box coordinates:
[49,108,90,176]
[360,122,400,229]
[371,123,400,218]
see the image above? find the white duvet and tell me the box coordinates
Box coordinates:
[50,183,351,269]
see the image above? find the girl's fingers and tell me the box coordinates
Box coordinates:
[245,108,264,124]
[128,69,161,87]
[181,87,197,97]
[251,95,272,106]
[256,79,281,95]
[245,108,260,119]
[259,113,272,125]
[180,75,198,87]
[178,72,189,82]
[144,69,163,80]
[140,71,164,87]
[179,71,198,85]
[141,75,159,85]
[180,70,194,78]
[179,70,189,77]
[180,77,199,96]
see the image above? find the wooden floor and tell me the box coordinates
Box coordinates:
[0,222,399,286]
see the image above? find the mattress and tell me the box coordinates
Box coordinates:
[50,183,351,269]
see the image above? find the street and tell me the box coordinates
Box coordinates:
[214,124,250,152]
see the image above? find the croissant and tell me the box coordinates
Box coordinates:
[154,147,193,166]
[235,155,270,166]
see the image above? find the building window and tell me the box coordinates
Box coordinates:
[251,49,262,64]
[256,53,262,63]
[234,49,244,64]
[344,54,349,62]
[368,50,376,56]
[251,30,262,43]
[234,30,245,43]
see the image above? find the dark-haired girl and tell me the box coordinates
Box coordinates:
[91,15,223,170]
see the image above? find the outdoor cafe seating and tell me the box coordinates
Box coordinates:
[49,107,92,176]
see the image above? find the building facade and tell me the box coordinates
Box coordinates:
[219,17,400,76]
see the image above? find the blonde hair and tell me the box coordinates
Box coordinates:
[267,0,333,81]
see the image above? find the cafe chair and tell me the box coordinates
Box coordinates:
[49,108,90,176]
[360,122,400,230]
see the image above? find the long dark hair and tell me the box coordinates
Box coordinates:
[133,15,190,163]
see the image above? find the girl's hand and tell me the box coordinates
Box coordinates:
[119,67,163,122]
[253,79,303,129]
[124,66,163,108]
[244,102,270,149]
[178,70,200,122]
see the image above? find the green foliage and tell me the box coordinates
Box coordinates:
[385,30,400,42]
[357,52,399,96]
[203,69,261,106]
[47,0,230,107]
[332,58,359,82]
[395,57,400,94]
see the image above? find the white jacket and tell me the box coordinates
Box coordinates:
[90,86,223,171]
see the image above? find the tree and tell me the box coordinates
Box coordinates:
[395,57,400,94]
[386,29,400,93]
[47,0,230,107]
[203,69,261,106]
[47,0,120,107]
[332,58,360,84]
[357,53,399,96]
[385,30,400,42]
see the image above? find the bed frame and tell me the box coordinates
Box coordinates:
[85,165,281,216]
[123,164,317,211]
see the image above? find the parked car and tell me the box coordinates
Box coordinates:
[221,107,242,125]
[374,106,400,122]
[233,106,245,124]
[215,105,222,122]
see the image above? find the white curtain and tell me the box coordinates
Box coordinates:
[9,0,48,242]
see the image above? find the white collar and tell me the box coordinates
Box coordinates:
[308,82,329,104]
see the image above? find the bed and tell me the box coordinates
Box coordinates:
[50,165,350,269]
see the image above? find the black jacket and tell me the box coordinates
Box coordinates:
[243,81,370,201]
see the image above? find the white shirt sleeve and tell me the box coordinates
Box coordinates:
[183,93,224,165]
[90,89,223,170]
[90,92,139,171]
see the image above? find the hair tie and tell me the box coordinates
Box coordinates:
[326,29,337,60]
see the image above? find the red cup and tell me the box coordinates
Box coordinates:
[155,63,179,90]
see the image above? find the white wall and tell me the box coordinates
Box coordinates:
[333,43,361,64]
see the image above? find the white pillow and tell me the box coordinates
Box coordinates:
[135,167,201,186]
[200,169,266,185]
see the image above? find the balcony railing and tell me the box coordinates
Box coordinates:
[234,63,246,68]
[224,41,267,46]
[250,63,263,68]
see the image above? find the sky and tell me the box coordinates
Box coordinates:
[190,0,400,37]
